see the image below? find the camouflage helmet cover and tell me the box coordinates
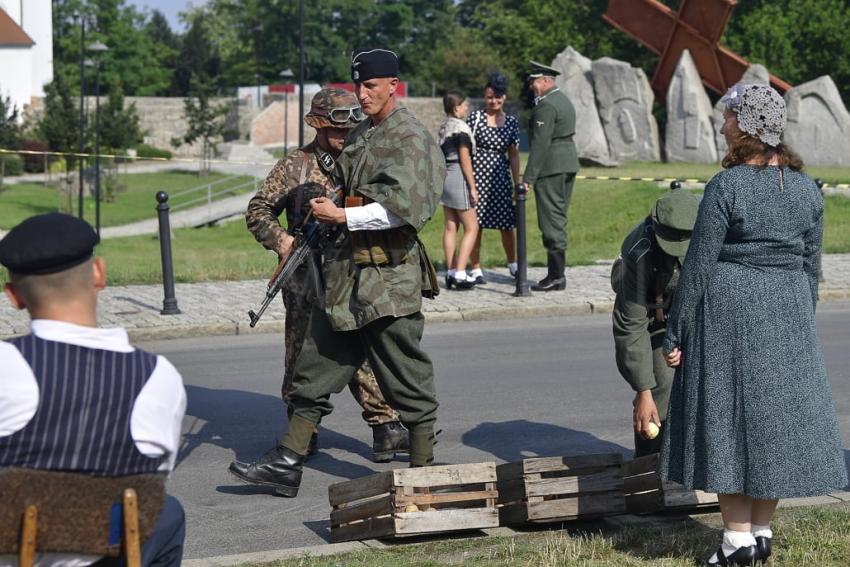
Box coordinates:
[304,88,362,129]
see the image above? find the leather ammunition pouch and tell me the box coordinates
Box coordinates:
[345,195,413,267]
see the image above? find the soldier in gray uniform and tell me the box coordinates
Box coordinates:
[521,61,580,291]
[233,88,408,474]
[611,185,700,456]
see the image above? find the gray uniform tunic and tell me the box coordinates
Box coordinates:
[660,165,847,499]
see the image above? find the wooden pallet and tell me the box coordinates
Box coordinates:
[496,454,626,525]
[328,462,499,542]
[623,454,718,514]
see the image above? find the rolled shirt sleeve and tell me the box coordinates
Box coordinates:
[345,201,406,231]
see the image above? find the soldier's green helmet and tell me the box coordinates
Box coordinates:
[651,186,701,260]
[304,88,363,129]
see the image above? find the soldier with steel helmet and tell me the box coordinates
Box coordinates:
[231,88,408,489]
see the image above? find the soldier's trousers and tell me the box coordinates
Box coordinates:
[534,172,576,252]
[282,305,437,454]
[282,289,399,426]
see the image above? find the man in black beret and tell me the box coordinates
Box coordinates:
[244,47,445,497]
[0,213,187,566]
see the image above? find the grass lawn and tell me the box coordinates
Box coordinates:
[3,162,849,286]
[243,503,850,566]
[0,170,255,229]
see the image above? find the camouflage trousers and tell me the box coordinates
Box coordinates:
[282,288,399,426]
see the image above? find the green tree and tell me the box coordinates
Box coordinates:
[144,10,182,96]
[173,13,222,96]
[0,94,21,150]
[98,77,142,151]
[38,74,80,168]
[172,75,229,174]
[724,0,850,107]
[52,1,173,96]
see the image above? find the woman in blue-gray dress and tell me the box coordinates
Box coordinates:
[662,84,847,566]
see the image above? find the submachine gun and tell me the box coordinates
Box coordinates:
[247,184,343,327]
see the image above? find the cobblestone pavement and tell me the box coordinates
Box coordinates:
[3,254,850,340]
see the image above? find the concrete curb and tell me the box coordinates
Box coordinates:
[183,492,850,566]
[120,292,848,342]
[123,300,618,342]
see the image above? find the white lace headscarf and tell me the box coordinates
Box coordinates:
[721,83,786,147]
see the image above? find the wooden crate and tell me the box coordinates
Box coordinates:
[496,453,626,525]
[328,462,499,542]
[623,454,718,514]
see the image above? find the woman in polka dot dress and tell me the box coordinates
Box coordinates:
[466,72,521,283]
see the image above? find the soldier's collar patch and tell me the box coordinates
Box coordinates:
[318,150,336,174]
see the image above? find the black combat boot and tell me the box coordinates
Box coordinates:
[372,422,410,463]
[531,250,566,291]
[229,445,304,497]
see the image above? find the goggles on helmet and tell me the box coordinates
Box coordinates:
[311,105,364,125]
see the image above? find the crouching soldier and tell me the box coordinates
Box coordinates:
[612,184,700,456]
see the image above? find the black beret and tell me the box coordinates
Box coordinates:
[351,48,399,82]
[0,213,99,276]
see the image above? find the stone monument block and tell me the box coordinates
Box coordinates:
[550,46,615,166]
[666,50,717,164]
[783,75,850,167]
[713,64,770,157]
[591,57,660,162]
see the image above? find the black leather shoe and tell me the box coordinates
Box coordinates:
[531,276,566,291]
[474,274,487,285]
[372,422,410,462]
[446,275,474,290]
[229,445,304,497]
[755,536,771,564]
[705,545,758,566]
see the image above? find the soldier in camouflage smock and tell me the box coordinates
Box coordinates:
[612,186,700,456]
[229,49,444,497]
[230,90,409,492]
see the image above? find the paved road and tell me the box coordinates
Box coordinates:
[141,303,850,560]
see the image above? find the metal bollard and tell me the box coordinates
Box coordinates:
[514,182,531,297]
[156,191,181,315]
[815,179,826,283]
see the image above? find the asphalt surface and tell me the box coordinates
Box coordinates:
[141,302,850,560]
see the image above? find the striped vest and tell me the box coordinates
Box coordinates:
[0,334,163,475]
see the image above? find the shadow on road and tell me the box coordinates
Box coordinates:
[180,385,378,484]
[462,420,630,462]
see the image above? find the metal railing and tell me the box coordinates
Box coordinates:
[169,176,259,213]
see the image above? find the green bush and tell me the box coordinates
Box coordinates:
[134,144,172,160]
[0,154,22,176]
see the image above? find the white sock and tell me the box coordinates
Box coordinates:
[455,270,468,281]
[751,524,772,539]
[508,262,518,275]
[470,268,483,278]
[708,530,756,563]
[447,269,456,277]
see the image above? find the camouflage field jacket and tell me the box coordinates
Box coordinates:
[325,105,445,331]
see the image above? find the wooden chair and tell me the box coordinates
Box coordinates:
[0,469,164,567]
[17,489,142,567]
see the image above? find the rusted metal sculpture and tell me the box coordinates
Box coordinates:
[603,0,791,99]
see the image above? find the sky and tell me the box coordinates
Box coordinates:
[125,0,209,31]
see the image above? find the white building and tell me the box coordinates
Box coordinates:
[0,0,52,114]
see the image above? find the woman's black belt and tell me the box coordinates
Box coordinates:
[445,159,460,164]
